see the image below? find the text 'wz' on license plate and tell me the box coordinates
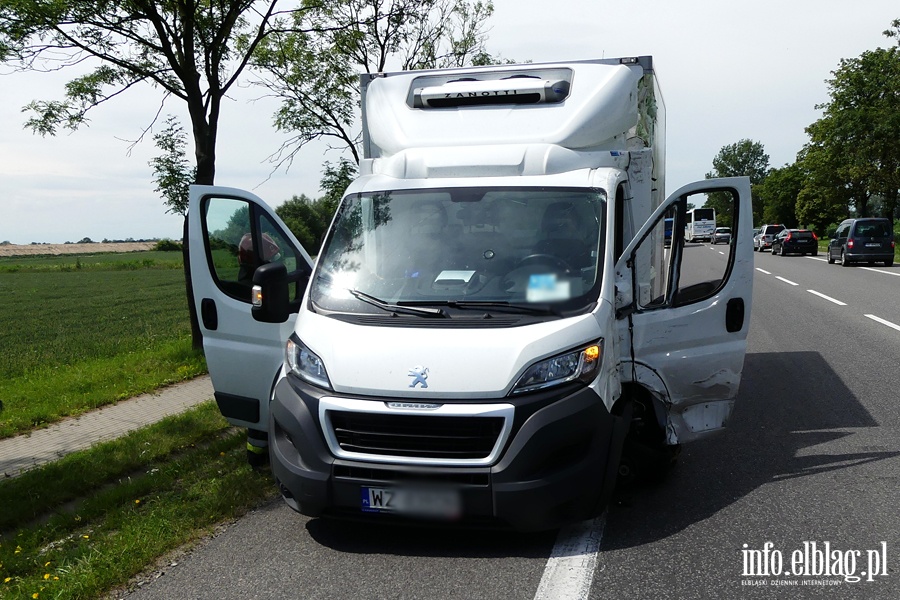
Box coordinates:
[361,486,461,518]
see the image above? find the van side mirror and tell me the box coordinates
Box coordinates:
[251,262,289,323]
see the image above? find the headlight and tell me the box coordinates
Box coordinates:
[286,335,332,390]
[511,340,603,394]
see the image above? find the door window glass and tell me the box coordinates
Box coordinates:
[633,187,739,311]
[635,205,677,309]
[675,189,738,305]
[203,196,304,302]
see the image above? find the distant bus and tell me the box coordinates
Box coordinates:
[685,208,716,242]
[664,217,674,247]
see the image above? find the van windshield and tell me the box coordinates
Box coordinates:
[309,187,607,317]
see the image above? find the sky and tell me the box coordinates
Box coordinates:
[1,1,897,245]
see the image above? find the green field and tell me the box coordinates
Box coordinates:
[0,250,275,599]
[0,251,206,438]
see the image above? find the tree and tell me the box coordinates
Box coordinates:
[705,139,770,226]
[318,158,357,217]
[247,0,495,173]
[149,115,196,217]
[808,40,900,220]
[0,1,318,348]
[276,194,327,250]
[756,162,803,227]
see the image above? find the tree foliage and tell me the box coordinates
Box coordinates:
[149,115,196,217]
[276,194,326,251]
[247,0,495,170]
[705,139,770,226]
[0,1,312,186]
[756,162,803,227]
[805,43,900,219]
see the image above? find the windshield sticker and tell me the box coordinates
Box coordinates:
[526,274,571,302]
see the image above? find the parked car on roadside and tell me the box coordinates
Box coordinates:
[712,227,732,245]
[772,229,818,256]
[753,224,785,252]
[827,217,895,266]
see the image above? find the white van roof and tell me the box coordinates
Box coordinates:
[360,57,661,161]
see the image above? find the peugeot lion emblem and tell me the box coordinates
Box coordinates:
[407,365,429,389]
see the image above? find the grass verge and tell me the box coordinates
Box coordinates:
[0,338,206,439]
[0,401,277,600]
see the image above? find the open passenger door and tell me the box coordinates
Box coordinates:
[614,177,753,444]
[187,186,315,435]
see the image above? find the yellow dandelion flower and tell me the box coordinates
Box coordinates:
[44,562,50,567]
[43,574,49,580]
[53,577,59,581]
[4,577,11,583]
[220,451,225,456]
[14,546,22,554]
[32,593,39,599]
[135,499,141,505]
[82,535,89,539]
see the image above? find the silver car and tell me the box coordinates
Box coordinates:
[753,224,786,252]
[712,227,732,245]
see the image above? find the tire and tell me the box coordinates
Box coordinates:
[841,251,851,267]
[886,258,894,267]
[827,252,835,264]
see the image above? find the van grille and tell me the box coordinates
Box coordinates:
[328,411,504,460]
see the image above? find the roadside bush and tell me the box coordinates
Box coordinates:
[154,238,183,252]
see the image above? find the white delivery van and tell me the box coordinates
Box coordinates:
[187,57,753,531]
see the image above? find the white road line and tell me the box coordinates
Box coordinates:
[534,514,606,600]
[807,290,847,306]
[718,251,725,255]
[756,268,772,275]
[860,266,900,277]
[865,314,900,332]
[804,255,827,261]
[776,276,799,286]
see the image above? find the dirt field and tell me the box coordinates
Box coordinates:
[0,242,157,258]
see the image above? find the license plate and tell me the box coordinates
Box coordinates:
[362,486,461,518]
[865,243,881,247]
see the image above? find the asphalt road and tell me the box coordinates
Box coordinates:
[126,246,900,600]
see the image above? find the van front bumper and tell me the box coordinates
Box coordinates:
[268,376,627,532]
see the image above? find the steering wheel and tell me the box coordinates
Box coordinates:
[513,254,573,272]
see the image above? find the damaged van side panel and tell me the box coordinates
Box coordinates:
[615,178,753,445]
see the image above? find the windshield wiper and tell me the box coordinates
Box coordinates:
[349,289,447,318]
[401,300,560,316]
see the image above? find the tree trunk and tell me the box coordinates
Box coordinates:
[182,216,203,350]
[184,92,216,350]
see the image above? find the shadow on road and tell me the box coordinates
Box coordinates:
[602,350,899,550]
[306,517,556,557]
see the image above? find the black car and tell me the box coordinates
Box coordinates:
[772,229,818,256]
[827,218,895,267]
